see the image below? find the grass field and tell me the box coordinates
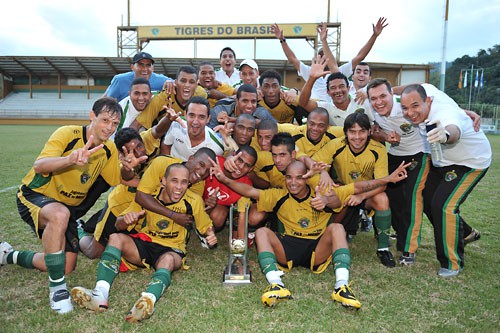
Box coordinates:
[0,125,499,333]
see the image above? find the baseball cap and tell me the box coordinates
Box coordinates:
[132,52,155,64]
[239,59,258,71]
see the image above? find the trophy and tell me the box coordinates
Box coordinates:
[223,204,252,285]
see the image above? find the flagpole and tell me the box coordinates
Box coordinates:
[468,64,473,109]
[439,0,449,91]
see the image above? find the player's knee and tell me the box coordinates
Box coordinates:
[255,226,272,242]
[328,223,346,236]
[79,236,104,259]
[372,192,390,210]
[108,233,128,248]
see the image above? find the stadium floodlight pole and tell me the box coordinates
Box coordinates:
[327,0,331,23]
[439,0,449,92]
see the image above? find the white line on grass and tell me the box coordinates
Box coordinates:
[0,185,18,193]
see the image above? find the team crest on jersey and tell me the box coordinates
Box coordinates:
[298,218,310,228]
[80,172,90,184]
[408,159,418,171]
[400,123,413,133]
[156,219,170,229]
[349,171,360,180]
[444,170,457,182]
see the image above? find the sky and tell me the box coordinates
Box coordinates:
[0,0,498,65]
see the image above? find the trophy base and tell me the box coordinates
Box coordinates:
[222,266,252,286]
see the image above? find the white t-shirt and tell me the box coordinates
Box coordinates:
[215,68,240,86]
[163,121,225,161]
[318,97,373,127]
[371,95,430,156]
[298,60,353,102]
[119,97,141,129]
[422,84,491,169]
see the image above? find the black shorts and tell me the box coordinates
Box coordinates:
[275,233,331,273]
[130,234,185,270]
[341,202,367,235]
[16,185,80,253]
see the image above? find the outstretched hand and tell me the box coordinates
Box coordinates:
[120,141,148,171]
[310,55,331,79]
[69,134,103,166]
[271,23,284,40]
[387,161,412,183]
[373,17,388,36]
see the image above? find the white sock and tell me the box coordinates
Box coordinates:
[265,270,284,286]
[378,247,389,252]
[95,280,111,300]
[142,292,157,304]
[334,267,349,289]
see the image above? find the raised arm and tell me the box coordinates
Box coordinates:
[351,17,388,69]
[271,23,301,71]
[298,55,330,112]
[318,22,340,73]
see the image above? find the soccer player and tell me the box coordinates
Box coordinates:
[104,52,172,102]
[208,84,276,129]
[258,70,307,124]
[215,47,240,86]
[203,145,257,239]
[277,107,344,157]
[311,112,396,267]
[71,163,217,322]
[400,84,491,277]
[79,121,170,259]
[131,66,207,129]
[113,77,153,136]
[299,55,374,126]
[134,148,217,246]
[161,96,224,160]
[367,79,483,265]
[211,158,410,309]
[1,97,122,314]
[198,61,235,107]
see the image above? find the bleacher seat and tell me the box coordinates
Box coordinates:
[0,92,103,119]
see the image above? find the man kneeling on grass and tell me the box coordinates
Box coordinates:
[71,163,217,322]
[211,158,411,309]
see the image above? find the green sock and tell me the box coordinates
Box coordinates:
[7,251,35,268]
[146,268,171,301]
[96,245,121,285]
[77,224,90,240]
[374,209,392,249]
[333,248,351,270]
[45,251,66,288]
[258,251,279,274]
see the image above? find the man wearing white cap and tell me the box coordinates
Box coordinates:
[104,52,172,102]
[233,59,260,89]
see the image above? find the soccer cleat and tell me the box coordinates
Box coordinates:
[261,283,292,307]
[377,250,396,268]
[399,252,416,266]
[125,293,155,323]
[71,287,108,312]
[49,289,73,314]
[332,284,361,309]
[0,241,14,266]
[464,229,481,246]
[437,268,463,278]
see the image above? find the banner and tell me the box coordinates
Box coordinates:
[137,24,320,40]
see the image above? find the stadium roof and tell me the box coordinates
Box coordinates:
[0,56,431,80]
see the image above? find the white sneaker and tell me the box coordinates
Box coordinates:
[49,289,73,314]
[125,292,155,323]
[0,241,13,266]
[71,287,108,312]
